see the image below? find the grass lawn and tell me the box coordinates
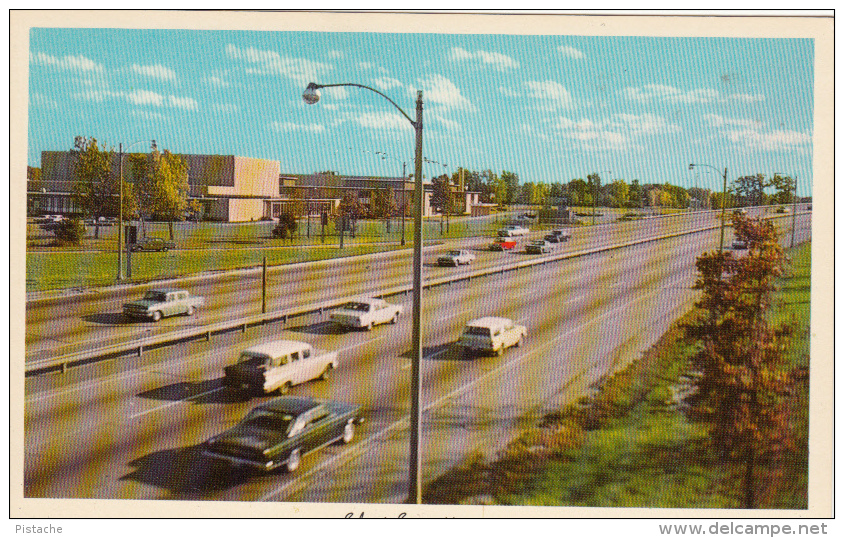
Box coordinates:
[424,241,811,508]
[25,243,405,291]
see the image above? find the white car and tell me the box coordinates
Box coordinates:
[330,298,404,330]
[223,340,339,395]
[458,316,527,356]
[497,225,530,237]
[438,250,476,266]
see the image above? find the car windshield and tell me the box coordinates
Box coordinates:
[342,302,371,312]
[447,251,461,256]
[243,411,295,433]
[238,352,270,366]
[464,326,491,336]
[142,291,166,301]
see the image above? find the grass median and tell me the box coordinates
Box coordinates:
[423,241,811,508]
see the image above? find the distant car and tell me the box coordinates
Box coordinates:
[497,225,530,237]
[203,396,365,473]
[807,205,812,211]
[130,237,175,252]
[458,316,527,356]
[733,209,748,215]
[329,298,403,330]
[775,206,790,214]
[223,340,338,395]
[438,250,476,266]
[490,238,517,251]
[526,240,552,254]
[85,216,116,226]
[732,239,748,250]
[544,229,571,243]
[123,288,205,321]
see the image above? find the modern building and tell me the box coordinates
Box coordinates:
[30,151,480,222]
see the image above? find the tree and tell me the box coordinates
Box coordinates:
[628,179,643,208]
[132,149,189,240]
[606,179,629,208]
[769,174,796,205]
[688,187,712,210]
[586,173,602,208]
[70,137,118,239]
[501,170,520,205]
[272,212,297,240]
[686,215,797,508]
[371,188,398,232]
[52,217,86,246]
[734,174,767,207]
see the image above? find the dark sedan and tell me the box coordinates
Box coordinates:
[203,396,364,473]
[130,237,175,252]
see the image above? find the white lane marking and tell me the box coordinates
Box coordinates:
[260,271,693,501]
[439,308,473,322]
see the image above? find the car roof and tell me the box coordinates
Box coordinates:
[258,396,324,416]
[344,297,384,306]
[466,316,513,328]
[241,339,311,357]
[148,288,187,294]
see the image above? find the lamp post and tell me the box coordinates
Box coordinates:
[425,158,450,234]
[304,81,425,504]
[116,140,157,280]
[592,170,611,226]
[376,151,408,246]
[689,163,728,253]
[774,172,799,249]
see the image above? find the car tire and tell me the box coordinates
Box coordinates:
[151,311,162,322]
[495,347,503,357]
[285,449,301,473]
[516,336,524,348]
[341,422,355,444]
[366,322,373,331]
[162,247,169,252]
[391,313,399,324]
[319,364,333,381]
[278,381,292,395]
[186,306,195,316]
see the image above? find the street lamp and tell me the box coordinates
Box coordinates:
[376,151,408,246]
[117,139,157,280]
[592,170,611,226]
[774,172,800,249]
[304,81,426,504]
[689,163,728,253]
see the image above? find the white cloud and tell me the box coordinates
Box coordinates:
[75,87,198,111]
[328,50,343,59]
[32,51,104,73]
[213,103,238,114]
[225,43,331,84]
[611,113,681,135]
[32,93,59,109]
[127,89,165,106]
[324,86,349,100]
[203,75,230,88]
[625,84,732,104]
[551,112,679,151]
[271,121,326,134]
[449,47,519,70]
[353,111,408,131]
[414,74,476,111]
[728,93,765,103]
[374,77,403,91]
[524,80,573,108]
[498,86,521,98]
[558,46,585,60]
[432,114,460,131]
[131,63,177,82]
[702,113,761,129]
[726,128,811,151]
[168,95,199,110]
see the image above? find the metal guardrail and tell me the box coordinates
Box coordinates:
[25,211,808,376]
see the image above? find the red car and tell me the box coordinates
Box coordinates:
[490,238,517,251]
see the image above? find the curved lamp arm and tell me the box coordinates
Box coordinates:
[304,82,416,127]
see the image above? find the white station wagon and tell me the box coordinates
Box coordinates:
[458,316,527,356]
[330,298,404,330]
[223,340,338,395]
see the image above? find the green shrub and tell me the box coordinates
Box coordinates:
[271,213,297,239]
[52,217,86,246]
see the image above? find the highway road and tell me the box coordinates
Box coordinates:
[24,206,806,366]
[22,213,812,504]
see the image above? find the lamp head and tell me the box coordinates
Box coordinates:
[689,164,695,171]
[303,82,321,105]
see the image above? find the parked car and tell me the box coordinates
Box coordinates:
[732,239,748,250]
[526,240,552,254]
[329,298,403,330]
[544,229,571,243]
[122,288,205,321]
[458,316,527,356]
[437,250,476,266]
[130,237,175,252]
[775,206,790,214]
[497,225,530,237]
[223,340,338,395]
[489,238,518,251]
[203,396,365,473]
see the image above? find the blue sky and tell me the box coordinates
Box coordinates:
[28,28,814,194]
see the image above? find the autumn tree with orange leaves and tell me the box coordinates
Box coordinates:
[686,215,798,508]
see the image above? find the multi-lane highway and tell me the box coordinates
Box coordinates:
[23,211,811,504]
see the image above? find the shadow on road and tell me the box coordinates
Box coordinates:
[137,378,248,404]
[82,313,140,325]
[121,445,255,495]
[400,342,471,362]
[287,320,347,335]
